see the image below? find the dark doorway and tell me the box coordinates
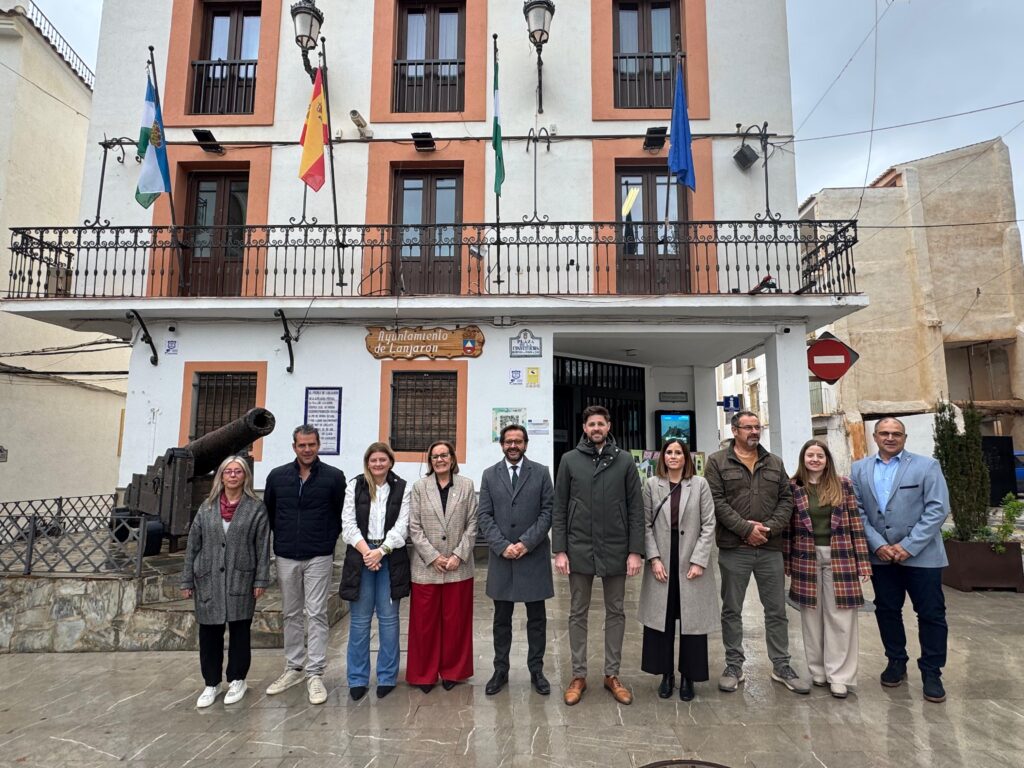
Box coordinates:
[553,355,647,475]
[184,171,248,296]
[392,170,462,294]
[616,166,688,295]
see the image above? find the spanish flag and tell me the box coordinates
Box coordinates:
[299,69,328,191]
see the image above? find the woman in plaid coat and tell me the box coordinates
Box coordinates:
[784,440,871,699]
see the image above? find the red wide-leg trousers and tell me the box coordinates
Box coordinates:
[405,578,474,684]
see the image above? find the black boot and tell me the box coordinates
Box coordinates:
[658,673,675,699]
[679,676,695,701]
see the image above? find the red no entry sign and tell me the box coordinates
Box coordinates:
[807,332,859,384]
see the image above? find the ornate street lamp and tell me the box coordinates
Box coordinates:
[523,0,555,113]
[291,0,325,82]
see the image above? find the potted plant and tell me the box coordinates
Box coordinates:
[934,401,1024,592]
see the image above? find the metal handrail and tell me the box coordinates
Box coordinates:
[191,59,258,115]
[5,219,858,299]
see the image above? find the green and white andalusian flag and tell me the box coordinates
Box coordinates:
[135,74,171,208]
[492,48,504,197]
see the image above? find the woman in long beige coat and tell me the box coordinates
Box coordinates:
[406,440,478,693]
[638,438,719,701]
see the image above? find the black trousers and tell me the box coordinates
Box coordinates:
[492,599,546,674]
[640,527,710,681]
[198,619,252,687]
[871,564,947,675]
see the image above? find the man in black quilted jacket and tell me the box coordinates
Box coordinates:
[262,425,346,705]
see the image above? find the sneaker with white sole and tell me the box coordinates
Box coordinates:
[718,664,745,692]
[224,679,247,704]
[266,669,304,695]
[307,675,328,705]
[196,685,220,708]
[771,665,811,694]
[829,682,848,699]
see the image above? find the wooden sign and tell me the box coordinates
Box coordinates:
[365,325,486,360]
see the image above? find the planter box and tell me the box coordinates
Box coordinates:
[942,540,1024,592]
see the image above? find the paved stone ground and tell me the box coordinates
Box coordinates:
[1,560,1023,768]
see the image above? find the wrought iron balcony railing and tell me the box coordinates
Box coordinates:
[191,59,258,115]
[5,219,857,300]
[614,51,676,109]
[392,58,465,112]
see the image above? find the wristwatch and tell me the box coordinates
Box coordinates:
[380,544,392,555]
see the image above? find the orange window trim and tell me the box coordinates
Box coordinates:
[163,0,281,127]
[591,0,709,121]
[378,359,468,464]
[146,145,272,298]
[178,361,269,460]
[591,137,715,294]
[370,0,487,123]
[363,141,485,295]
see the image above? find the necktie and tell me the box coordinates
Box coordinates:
[511,464,519,490]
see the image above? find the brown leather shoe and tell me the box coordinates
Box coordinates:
[563,677,587,706]
[603,675,633,705]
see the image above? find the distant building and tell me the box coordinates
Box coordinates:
[0,1,126,500]
[800,139,1024,465]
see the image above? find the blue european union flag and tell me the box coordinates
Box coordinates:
[668,62,695,191]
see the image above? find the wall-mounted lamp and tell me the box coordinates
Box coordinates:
[412,132,436,152]
[192,128,224,154]
[643,126,668,152]
[523,0,555,114]
[735,122,780,221]
[290,0,324,83]
[733,142,759,171]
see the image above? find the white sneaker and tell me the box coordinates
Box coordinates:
[266,669,305,695]
[224,679,247,704]
[830,683,849,699]
[307,675,328,705]
[196,685,220,708]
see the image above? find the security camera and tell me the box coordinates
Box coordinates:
[783,327,791,334]
[167,324,177,334]
[350,110,373,140]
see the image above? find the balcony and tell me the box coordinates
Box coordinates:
[392,59,465,113]
[191,59,258,115]
[5,219,856,300]
[614,51,676,109]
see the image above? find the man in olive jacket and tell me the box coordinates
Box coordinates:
[704,410,807,695]
[552,405,644,706]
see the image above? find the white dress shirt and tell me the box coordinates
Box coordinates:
[341,479,411,551]
[505,459,522,485]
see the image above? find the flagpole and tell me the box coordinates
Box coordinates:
[317,39,344,289]
[492,34,501,295]
[147,46,184,294]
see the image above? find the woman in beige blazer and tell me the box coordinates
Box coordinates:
[406,440,478,693]
[637,439,719,701]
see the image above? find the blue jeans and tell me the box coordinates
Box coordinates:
[346,558,401,687]
[871,564,947,676]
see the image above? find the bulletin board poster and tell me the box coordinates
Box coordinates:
[304,387,342,455]
[492,407,528,442]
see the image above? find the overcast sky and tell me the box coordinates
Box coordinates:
[34,0,1024,224]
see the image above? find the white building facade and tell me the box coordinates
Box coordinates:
[1,0,864,490]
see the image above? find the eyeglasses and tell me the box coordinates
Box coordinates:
[735,425,762,432]
[876,431,905,438]
[430,452,451,461]
[502,439,525,446]
[222,469,245,476]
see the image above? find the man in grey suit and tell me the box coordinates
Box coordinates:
[851,416,951,703]
[477,424,555,696]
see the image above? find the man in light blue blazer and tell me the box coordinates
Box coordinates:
[851,417,950,704]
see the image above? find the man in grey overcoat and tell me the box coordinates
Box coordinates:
[477,424,555,696]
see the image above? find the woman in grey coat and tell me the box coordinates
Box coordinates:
[181,455,271,708]
[638,439,719,701]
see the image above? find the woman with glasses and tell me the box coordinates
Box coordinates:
[784,439,872,699]
[339,442,411,700]
[638,439,719,701]
[181,455,270,708]
[406,440,478,692]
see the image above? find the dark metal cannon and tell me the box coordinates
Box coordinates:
[123,408,276,550]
